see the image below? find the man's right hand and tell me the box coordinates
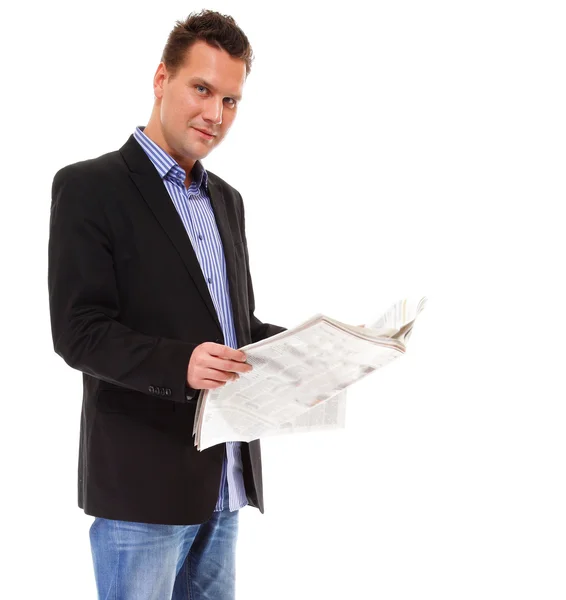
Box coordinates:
[187,342,253,390]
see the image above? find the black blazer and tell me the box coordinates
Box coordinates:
[48,133,286,525]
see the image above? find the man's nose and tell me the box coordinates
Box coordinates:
[202,98,223,125]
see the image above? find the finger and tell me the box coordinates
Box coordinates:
[205,342,247,363]
[215,358,252,374]
[200,355,252,374]
[201,378,232,389]
[201,368,240,382]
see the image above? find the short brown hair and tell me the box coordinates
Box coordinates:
[161,10,254,79]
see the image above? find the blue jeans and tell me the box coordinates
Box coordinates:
[89,482,239,600]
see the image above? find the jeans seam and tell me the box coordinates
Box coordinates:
[186,546,194,600]
[113,520,120,600]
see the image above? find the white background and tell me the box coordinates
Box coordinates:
[2,0,565,598]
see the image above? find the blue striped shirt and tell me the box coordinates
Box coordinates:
[134,125,247,513]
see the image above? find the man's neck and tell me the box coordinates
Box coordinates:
[142,122,196,182]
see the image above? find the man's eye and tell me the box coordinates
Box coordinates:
[224,98,236,107]
[196,85,207,93]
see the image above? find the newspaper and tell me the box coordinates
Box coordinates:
[193,296,427,450]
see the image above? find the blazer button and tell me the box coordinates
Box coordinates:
[215,338,221,343]
[160,388,166,396]
[148,385,155,393]
[165,389,171,396]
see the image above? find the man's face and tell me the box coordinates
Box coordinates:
[152,40,246,168]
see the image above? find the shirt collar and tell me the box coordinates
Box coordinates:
[134,125,208,192]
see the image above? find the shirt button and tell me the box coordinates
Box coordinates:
[198,234,203,240]
[208,277,212,283]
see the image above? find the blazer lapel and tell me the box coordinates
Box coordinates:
[207,179,242,344]
[120,135,222,333]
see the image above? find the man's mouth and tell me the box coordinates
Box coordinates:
[193,127,215,139]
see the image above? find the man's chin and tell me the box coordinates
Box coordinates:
[180,142,211,160]
[191,148,212,161]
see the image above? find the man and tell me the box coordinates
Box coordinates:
[48,10,286,600]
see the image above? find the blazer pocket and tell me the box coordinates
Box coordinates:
[97,388,175,415]
[233,240,247,278]
[233,240,245,259]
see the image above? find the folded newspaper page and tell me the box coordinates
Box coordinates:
[194,296,427,450]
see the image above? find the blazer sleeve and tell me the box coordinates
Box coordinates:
[48,166,198,404]
[238,192,288,343]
